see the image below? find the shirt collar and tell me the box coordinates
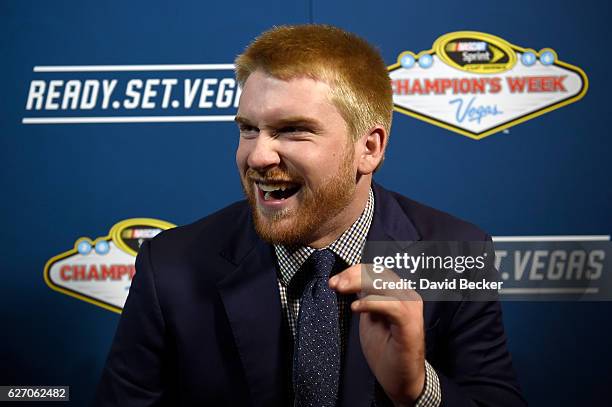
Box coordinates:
[274,188,375,286]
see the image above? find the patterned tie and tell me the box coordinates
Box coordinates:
[293,249,341,407]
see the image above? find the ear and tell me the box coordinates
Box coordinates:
[356,125,388,175]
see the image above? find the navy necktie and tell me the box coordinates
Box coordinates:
[293,249,341,407]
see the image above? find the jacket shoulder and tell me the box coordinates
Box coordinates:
[146,199,252,263]
[385,188,489,241]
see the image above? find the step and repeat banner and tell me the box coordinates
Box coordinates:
[2,0,611,405]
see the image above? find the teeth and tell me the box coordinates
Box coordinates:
[258,184,290,192]
[258,182,299,201]
[259,184,279,192]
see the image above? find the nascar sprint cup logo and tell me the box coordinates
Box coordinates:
[44,218,175,313]
[388,31,588,139]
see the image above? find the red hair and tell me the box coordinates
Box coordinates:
[235,24,393,141]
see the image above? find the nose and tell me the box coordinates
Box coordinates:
[246,134,281,170]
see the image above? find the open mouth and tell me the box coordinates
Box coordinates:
[256,181,301,201]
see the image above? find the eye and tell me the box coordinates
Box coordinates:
[238,124,259,138]
[278,126,310,134]
[239,124,257,132]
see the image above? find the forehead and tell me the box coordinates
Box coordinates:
[237,70,340,123]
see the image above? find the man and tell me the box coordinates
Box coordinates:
[94,25,526,406]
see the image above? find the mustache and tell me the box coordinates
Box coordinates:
[245,167,304,184]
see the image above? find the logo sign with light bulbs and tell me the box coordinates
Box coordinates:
[44,218,175,313]
[388,31,588,139]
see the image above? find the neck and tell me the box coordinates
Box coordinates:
[306,176,371,249]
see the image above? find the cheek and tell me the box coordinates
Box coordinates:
[289,151,340,184]
[281,146,318,174]
[235,141,249,171]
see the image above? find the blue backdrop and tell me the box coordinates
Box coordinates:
[2,0,611,405]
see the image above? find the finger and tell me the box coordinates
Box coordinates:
[363,264,416,300]
[350,294,422,327]
[329,264,389,295]
[328,264,362,294]
[332,264,419,301]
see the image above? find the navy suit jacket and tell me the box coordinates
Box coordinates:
[94,183,526,406]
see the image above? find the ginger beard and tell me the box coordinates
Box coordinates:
[241,141,356,246]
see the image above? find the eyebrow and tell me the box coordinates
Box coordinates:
[234,115,323,130]
[234,115,252,125]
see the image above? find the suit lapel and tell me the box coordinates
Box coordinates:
[339,183,422,406]
[217,233,289,406]
[215,183,425,406]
